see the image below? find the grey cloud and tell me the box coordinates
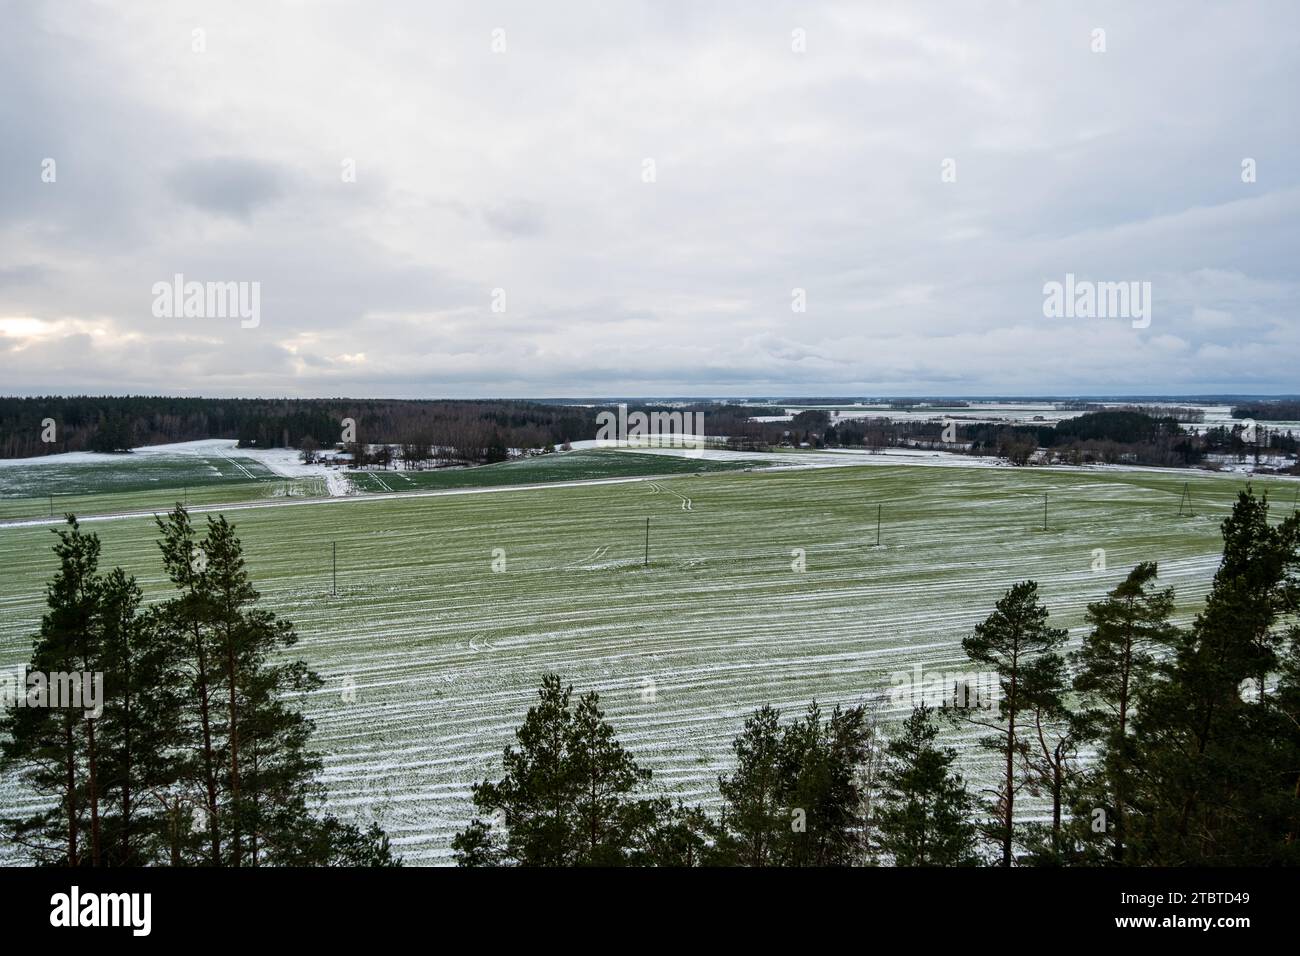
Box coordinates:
[481,200,546,238]
[169,158,288,220]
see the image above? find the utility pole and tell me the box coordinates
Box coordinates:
[332,541,337,596]
[1043,493,1048,532]
[49,494,53,518]
[644,517,650,567]
[876,503,882,546]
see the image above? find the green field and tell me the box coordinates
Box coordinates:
[0,452,278,497]
[0,454,294,521]
[0,448,767,521]
[0,456,1293,864]
[349,448,770,492]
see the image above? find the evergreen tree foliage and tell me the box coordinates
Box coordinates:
[1,518,105,864]
[453,675,690,866]
[2,508,398,867]
[715,702,874,865]
[961,580,1068,866]
[873,706,978,866]
[1070,562,1177,864]
[1127,489,1300,864]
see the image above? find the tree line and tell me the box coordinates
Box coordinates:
[0,396,764,465]
[0,507,397,866]
[8,397,1292,475]
[1233,401,1300,422]
[0,397,604,461]
[453,488,1300,865]
[792,410,1295,472]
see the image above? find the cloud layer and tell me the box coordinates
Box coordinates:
[2,1,1297,397]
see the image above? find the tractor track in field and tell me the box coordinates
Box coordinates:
[646,480,694,512]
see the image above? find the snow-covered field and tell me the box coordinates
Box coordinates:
[749,399,1300,435]
[145,439,354,497]
[746,400,1091,427]
[2,455,1295,865]
[0,438,354,497]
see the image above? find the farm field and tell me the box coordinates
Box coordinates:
[0,451,278,497]
[0,446,769,521]
[346,448,771,493]
[1,457,1296,864]
[0,453,303,521]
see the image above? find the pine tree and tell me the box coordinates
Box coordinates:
[779,703,873,865]
[625,799,716,866]
[94,567,188,866]
[232,657,322,865]
[716,705,785,865]
[154,506,224,864]
[1214,488,1300,697]
[2,519,191,867]
[961,580,1067,866]
[1275,628,1300,849]
[152,506,396,867]
[289,817,399,866]
[1128,489,1300,864]
[873,706,977,866]
[465,674,576,865]
[450,819,503,867]
[715,702,874,865]
[1072,562,1176,863]
[455,674,664,866]
[568,690,649,864]
[5,508,396,867]
[1017,651,1086,865]
[0,517,102,865]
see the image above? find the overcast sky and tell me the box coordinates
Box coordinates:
[2,1,1297,398]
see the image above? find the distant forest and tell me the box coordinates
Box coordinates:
[0,396,764,462]
[0,397,601,460]
[1233,401,1300,421]
[2,397,1296,474]
[778,408,1299,472]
